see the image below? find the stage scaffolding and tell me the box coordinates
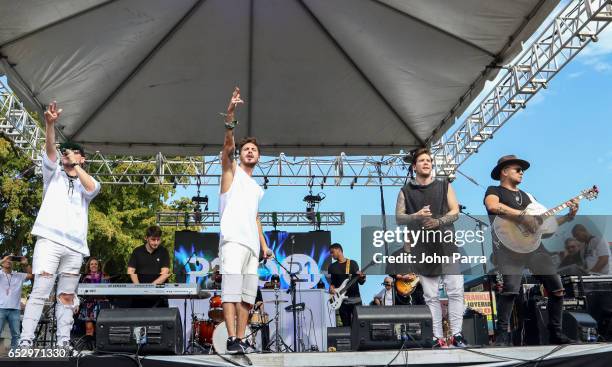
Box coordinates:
[2,0,611,187]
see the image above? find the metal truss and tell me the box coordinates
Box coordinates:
[0,80,45,163]
[429,0,612,178]
[156,211,345,227]
[3,0,610,185]
[85,152,411,187]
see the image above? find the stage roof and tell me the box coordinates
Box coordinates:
[0,0,559,156]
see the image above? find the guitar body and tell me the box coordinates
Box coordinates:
[395,276,420,296]
[493,202,558,253]
[329,278,349,310]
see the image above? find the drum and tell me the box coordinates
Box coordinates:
[249,310,270,327]
[208,295,224,322]
[212,321,254,354]
[194,319,216,345]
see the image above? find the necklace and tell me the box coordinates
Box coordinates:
[3,272,12,296]
[514,191,523,206]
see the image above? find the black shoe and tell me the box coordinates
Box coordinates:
[451,333,468,348]
[549,332,575,345]
[494,331,511,346]
[239,339,256,354]
[226,337,243,354]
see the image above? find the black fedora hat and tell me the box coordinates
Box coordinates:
[491,155,530,180]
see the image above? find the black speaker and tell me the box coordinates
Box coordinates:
[352,305,432,350]
[562,311,598,343]
[327,327,352,351]
[96,308,183,355]
[462,309,489,346]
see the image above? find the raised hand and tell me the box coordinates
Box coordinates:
[226,86,244,117]
[44,101,63,125]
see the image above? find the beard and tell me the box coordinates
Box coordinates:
[241,159,257,168]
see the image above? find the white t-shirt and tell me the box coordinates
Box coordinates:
[375,288,394,306]
[219,165,264,256]
[31,151,100,256]
[0,271,27,310]
[583,236,611,274]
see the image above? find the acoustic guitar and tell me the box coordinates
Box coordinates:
[493,185,599,253]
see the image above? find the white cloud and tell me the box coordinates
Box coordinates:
[579,26,612,73]
[567,71,584,78]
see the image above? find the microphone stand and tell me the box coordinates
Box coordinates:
[459,206,497,331]
[270,237,301,353]
[178,253,196,354]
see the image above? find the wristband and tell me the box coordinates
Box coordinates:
[224,120,238,130]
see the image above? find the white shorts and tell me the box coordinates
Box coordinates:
[219,241,259,304]
[32,238,84,275]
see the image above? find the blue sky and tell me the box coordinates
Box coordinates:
[2,3,611,303]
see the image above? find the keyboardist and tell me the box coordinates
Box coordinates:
[126,226,171,307]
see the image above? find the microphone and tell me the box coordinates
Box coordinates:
[263,249,274,265]
[458,204,467,211]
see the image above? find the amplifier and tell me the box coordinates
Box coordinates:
[462,309,489,346]
[96,308,183,355]
[352,305,432,350]
[327,327,352,351]
[563,311,598,343]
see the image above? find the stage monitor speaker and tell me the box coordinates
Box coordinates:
[462,309,489,346]
[96,308,183,355]
[562,311,598,343]
[352,305,432,351]
[327,327,352,351]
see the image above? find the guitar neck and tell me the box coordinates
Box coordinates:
[542,193,585,217]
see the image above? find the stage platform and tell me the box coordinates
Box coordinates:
[1,343,611,367]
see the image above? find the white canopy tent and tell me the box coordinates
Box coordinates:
[0,0,559,156]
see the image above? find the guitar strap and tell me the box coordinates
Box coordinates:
[345,259,351,275]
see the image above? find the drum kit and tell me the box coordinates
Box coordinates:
[191,294,272,353]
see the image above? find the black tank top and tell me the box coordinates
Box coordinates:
[400,178,456,275]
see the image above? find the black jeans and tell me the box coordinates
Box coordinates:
[495,245,564,334]
[339,302,361,327]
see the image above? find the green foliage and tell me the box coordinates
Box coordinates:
[0,136,42,255]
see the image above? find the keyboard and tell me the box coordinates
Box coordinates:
[77,283,202,298]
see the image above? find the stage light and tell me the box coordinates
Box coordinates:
[264,176,269,190]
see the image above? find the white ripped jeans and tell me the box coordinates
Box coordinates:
[420,274,465,338]
[20,238,83,345]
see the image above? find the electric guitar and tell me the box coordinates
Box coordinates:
[395,274,420,297]
[493,185,599,253]
[329,258,376,310]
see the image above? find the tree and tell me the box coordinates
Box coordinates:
[0,136,42,255]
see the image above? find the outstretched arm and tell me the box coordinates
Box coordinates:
[221,87,243,194]
[44,101,62,162]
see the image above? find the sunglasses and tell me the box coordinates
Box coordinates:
[382,283,392,286]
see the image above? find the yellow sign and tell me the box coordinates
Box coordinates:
[464,292,496,320]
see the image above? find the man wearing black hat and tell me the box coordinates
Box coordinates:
[19,102,100,349]
[484,155,578,346]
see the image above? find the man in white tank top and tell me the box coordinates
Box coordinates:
[219,87,272,354]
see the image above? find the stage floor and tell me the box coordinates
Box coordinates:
[1,343,611,367]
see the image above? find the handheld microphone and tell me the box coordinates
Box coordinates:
[263,249,274,265]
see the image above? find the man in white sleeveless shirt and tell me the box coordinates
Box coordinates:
[19,102,101,349]
[219,87,272,354]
